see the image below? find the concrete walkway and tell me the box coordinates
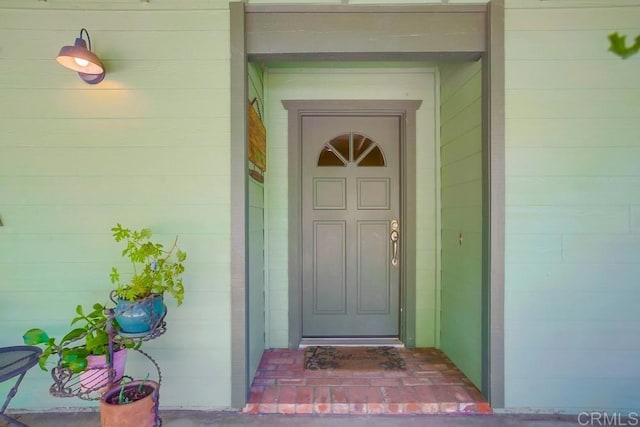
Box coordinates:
[2,410,581,426]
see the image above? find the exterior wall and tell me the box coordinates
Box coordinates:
[504,1,640,413]
[247,62,266,378]
[248,178,265,379]
[264,65,438,348]
[1,0,639,415]
[438,60,483,388]
[0,2,232,409]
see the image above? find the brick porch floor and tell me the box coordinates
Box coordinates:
[243,347,492,415]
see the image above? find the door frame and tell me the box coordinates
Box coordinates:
[230,1,505,408]
[283,100,421,346]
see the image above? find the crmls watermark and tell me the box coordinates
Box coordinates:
[578,412,640,426]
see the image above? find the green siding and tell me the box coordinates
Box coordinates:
[504,2,640,412]
[248,62,265,124]
[0,3,232,409]
[248,62,266,380]
[438,60,483,388]
[2,0,640,415]
[248,179,265,380]
[264,65,438,348]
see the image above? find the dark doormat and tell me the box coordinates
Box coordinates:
[304,346,405,370]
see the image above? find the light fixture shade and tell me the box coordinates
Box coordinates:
[56,29,105,84]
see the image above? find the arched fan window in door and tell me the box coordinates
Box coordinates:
[317,132,386,167]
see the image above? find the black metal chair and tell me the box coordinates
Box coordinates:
[0,346,42,427]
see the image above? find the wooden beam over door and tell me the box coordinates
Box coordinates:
[246,5,486,62]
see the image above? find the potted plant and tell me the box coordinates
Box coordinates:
[100,378,159,427]
[22,303,131,393]
[109,223,186,335]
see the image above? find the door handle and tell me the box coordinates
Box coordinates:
[390,219,399,267]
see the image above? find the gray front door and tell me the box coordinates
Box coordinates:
[302,114,400,337]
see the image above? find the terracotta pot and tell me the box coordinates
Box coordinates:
[80,348,127,393]
[100,380,159,427]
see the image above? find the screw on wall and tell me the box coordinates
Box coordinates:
[458,232,463,246]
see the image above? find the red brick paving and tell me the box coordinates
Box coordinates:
[243,347,492,415]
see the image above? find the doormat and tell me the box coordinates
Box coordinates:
[304,346,405,371]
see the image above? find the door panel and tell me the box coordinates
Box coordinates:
[313,221,347,314]
[357,178,390,210]
[302,114,400,337]
[314,178,346,210]
[357,221,390,314]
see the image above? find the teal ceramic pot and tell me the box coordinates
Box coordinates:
[115,294,166,335]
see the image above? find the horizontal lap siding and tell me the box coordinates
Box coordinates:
[0,5,232,409]
[439,60,483,389]
[264,67,437,348]
[504,2,640,412]
[248,62,266,382]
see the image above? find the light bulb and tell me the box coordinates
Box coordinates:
[74,57,89,67]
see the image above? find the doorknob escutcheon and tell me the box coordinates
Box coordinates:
[390,219,399,267]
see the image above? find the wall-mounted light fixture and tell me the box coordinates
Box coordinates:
[56,28,105,84]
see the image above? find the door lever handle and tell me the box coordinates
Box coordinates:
[390,219,399,267]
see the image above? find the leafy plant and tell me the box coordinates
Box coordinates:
[609,32,640,59]
[118,374,149,404]
[23,303,123,373]
[109,223,187,305]
[104,378,156,405]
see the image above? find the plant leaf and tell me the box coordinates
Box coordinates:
[68,358,88,374]
[23,328,49,345]
[38,347,53,371]
[609,32,640,59]
[62,347,88,362]
[61,328,86,344]
[110,267,120,284]
[86,330,109,354]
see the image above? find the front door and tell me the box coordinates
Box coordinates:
[302,114,401,337]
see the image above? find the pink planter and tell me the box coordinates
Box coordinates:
[80,348,127,392]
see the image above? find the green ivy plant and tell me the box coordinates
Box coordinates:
[110,224,186,305]
[23,303,126,373]
[609,32,640,59]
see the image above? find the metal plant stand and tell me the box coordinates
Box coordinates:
[0,346,42,427]
[48,305,166,427]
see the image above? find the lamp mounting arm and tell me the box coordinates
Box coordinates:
[80,28,92,52]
